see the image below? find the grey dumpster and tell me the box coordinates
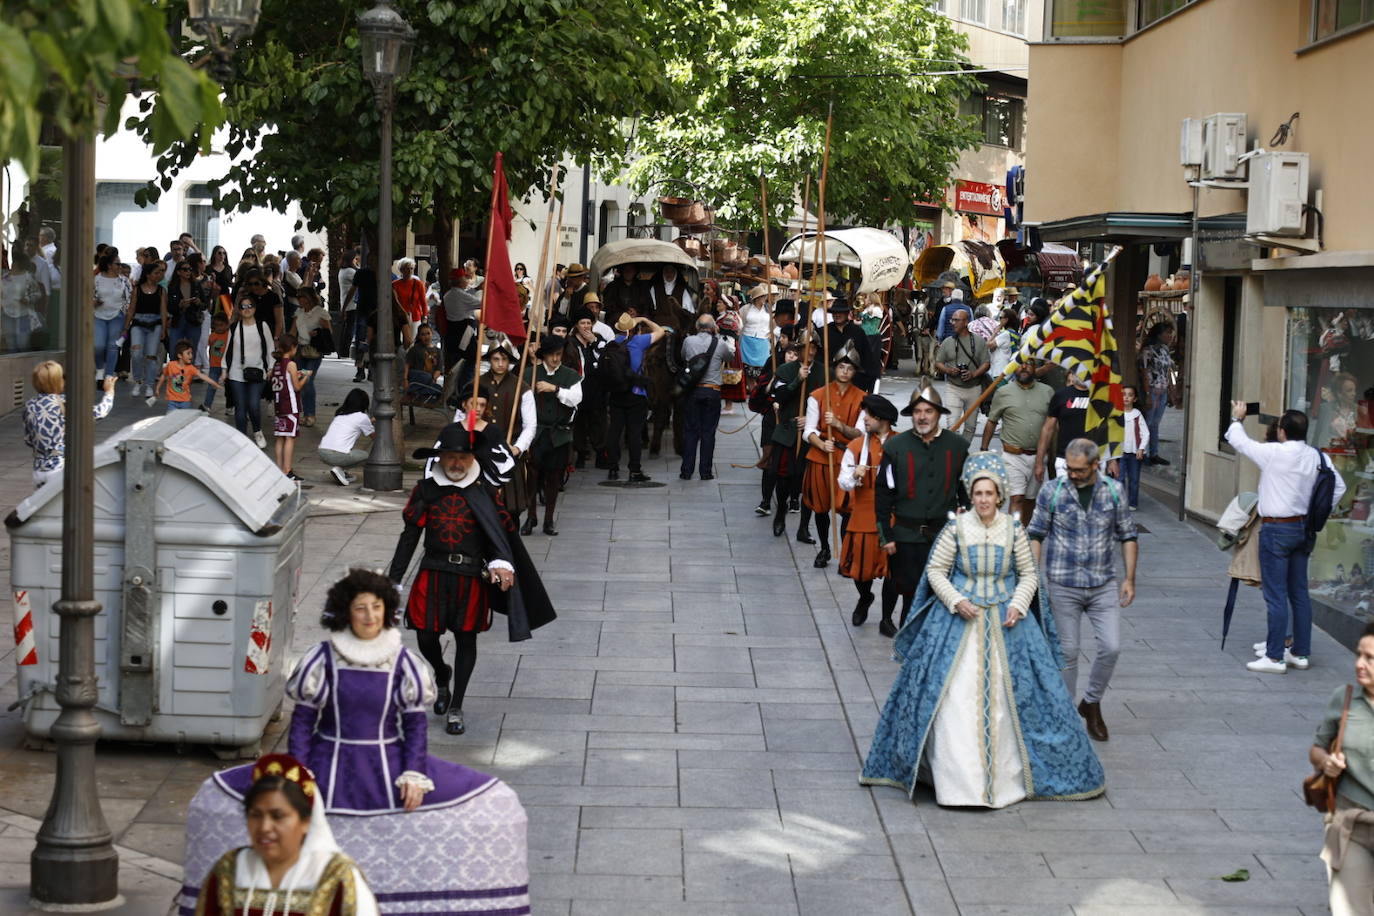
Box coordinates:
[6,411,308,755]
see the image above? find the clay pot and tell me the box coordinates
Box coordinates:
[675,201,706,226]
[1143,273,1164,292]
[675,236,703,258]
[783,264,800,280]
[659,197,693,222]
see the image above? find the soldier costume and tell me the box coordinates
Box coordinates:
[514,336,583,536]
[479,342,529,517]
[800,342,866,568]
[766,336,823,540]
[389,424,555,735]
[875,384,970,633]
[838,394,899,631]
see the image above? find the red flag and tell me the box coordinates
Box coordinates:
[479,152,526,344]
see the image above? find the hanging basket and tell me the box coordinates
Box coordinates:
[658,197,694,222]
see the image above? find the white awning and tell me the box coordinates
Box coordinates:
[777,228,909,293]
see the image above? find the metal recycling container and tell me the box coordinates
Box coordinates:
[6,411,308,753]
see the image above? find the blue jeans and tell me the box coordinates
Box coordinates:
[680,388,722,477]
[1120,454,1142,508]
[2,313,35,352]
[227,378,264,434]
[298,355,322,416]
[128,322,163,388]
[94,314,125,378]
[1259,520,1312,661]
[170,316,202,360]
[202,366,223,407]
[166,400,196,413]
[1144,387,1168,458]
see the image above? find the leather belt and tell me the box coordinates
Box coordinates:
[1002,444,1032,455]
[896,515,946,537]
[1261,515,1305,524]
[423,550,484,575]
[699,383,720,390]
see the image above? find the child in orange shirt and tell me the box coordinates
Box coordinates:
[157,339,222,413]
[201,313,230,411]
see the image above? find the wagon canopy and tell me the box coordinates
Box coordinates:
[777,228,909,293]
[589,238,700,290]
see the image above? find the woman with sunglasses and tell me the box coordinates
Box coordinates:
[225,296,272,448]
[168,255,207,360]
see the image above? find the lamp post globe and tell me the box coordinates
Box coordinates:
[186,0,262,82]
[358,0,414,492]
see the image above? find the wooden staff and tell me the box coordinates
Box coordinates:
[508,168,563,444]
[472,161,505,408]
[814,104,838,555]
[792,175,814,450]
[760,175,777,381]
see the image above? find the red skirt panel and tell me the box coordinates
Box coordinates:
[840,530,888,582]
[406,569,492,634]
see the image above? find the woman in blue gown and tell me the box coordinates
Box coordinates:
[861,452,1105,807]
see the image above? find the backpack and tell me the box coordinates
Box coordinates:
[596,339,633,393]
[1306,446,1337,543]
[674,336,719,394]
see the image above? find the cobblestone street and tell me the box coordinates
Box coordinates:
[0,361,1343,914]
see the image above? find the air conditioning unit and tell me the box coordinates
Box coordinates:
[1247,151,1309,237]
[1200,113,1248,180]
[1179,118,1203,167]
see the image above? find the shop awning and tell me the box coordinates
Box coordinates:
[1034,211,1193,243]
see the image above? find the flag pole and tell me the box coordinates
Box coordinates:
[814,104,839,556]
[508,169,562,443]
[472,154,504,409]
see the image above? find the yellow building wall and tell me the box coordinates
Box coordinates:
[1026,0,1374,252]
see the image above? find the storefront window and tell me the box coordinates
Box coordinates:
[1050,0,1127,38]
[2,240,62,354]
[1288,307,1374,616]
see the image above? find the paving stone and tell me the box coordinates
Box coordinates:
[683,849,794,902]
[583,748,679,787]
[679,767,775,808]
[591,683,676,717]
[675,701,763,735]
[576,827,683,876]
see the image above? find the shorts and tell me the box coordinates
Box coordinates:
[1002,451,1039,499]
[274,414,300,437]
[166,400,196,413]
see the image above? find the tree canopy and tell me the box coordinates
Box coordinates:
[132,0,682,233]
[0,0,224,174]
[622,0,983,228]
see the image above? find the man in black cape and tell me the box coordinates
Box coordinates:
[389,422,556,734]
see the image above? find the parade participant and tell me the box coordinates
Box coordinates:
[441,269,482,373]
[601,265,642,326]
[875,384,970,634]
[1027,438,1138,741]
[650,263,695,316]
[934,307,990,438]
[767,336,823,537]
[824,298,880,392]
[581,290,615,342]
[554,263,590,319]
[838,393,898,628]
[750,330,799,516]
[565,304,607,469]
[514,336,582,535]
[981,359,1054,526]
[861,453,1105,807]
[479,342,529,516]
[605,312,663,482]
[391,425,556,734]
[194,754,380,916]
[801,343,865,568]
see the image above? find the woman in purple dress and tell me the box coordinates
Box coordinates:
[181,570,532,915]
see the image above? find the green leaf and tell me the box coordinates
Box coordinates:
[1217,869,1250,882]
[99,0,134,43]
[156,56,203,139]
[0,23,38,98]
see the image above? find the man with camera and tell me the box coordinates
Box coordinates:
[934,308,990,439]
[679,314,736,480]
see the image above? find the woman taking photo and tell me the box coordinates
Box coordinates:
[1313,622,1374,915]
[861,452,1104,807]
[122,259,167,398]
[224,295,272,447]
[92,250,130,382]
[193,753,379,915]
[290,288,332,426]
[167,256,206,359]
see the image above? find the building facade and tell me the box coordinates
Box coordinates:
[1025,0,1374,624]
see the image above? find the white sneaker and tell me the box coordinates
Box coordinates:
[330,467,350,486]
[254,431,267,448]
[1285,650,1310,670]
[1254,640,1295,657]
[130,383,142,397]
[1246,656,1287,675]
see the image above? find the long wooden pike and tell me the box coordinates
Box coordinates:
[760,175,777,381]
[472,160,504,408]
[814,103,839,556]
[508,167,561,445]
[792,175,814,450]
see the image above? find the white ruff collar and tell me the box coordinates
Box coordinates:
[329,626,401,668]
[428,460,480,488]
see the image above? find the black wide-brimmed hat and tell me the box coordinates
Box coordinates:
[413,422,485,458]
[860,394,899,423]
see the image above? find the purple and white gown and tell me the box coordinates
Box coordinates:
[180,629,530,916]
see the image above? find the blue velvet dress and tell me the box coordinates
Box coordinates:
[860,513,1105,806]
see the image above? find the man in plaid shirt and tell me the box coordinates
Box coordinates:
[1027,438,1138,743]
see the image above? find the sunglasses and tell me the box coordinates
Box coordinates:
[240,303,257,309]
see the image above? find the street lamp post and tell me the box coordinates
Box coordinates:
[29,2,259,908]
[359,0,415,493]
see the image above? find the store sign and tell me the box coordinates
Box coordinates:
[954,180,1004,216]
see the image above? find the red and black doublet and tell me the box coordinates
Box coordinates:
[388,474,556,640]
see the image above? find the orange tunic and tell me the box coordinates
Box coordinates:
[801,383,865,514]
[840,433,889,581]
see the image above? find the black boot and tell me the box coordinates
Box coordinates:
[772,510,787,537]
[445,708,466,735]
[796,527,816,545]
[433,669,452,716]
[520,514,537,536]
[878,617,897,638]
[812,546,831,568]
[851,593,874,626]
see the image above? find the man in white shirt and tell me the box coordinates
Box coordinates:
[1227,402,1346,674]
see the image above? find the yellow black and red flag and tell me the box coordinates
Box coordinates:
[1004,250,1125,460]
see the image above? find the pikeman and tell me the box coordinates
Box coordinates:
[837,393,899,634]
[514,335,583,536]
[479,341,528,519]
[766,335,823,539]
[388,423,555,735]
[800,341,865,568]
